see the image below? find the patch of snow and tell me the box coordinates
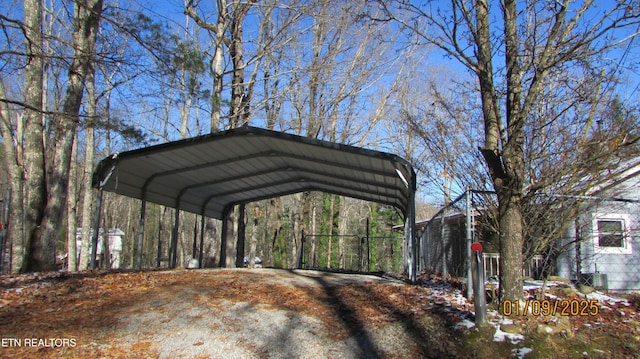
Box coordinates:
[499,318,515,326]
[454,319,476,330]
[523,281,543,291]
[418,274,636,349]
[585,291,630,306]
[512,347,533,359]
[522,280,560,291]
[493,327,524,344]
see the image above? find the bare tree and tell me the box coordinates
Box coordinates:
[18,0,104,272]
[77,45,99,270]
[0,80,25,273]
[66,132,79,271]
[19,0,48,271]
[185,0,228,132]
[375,0,640,301]
[185,0,255,130]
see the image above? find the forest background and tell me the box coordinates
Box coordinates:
[0,0,639,302]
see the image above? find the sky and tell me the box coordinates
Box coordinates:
[1,0,639,206]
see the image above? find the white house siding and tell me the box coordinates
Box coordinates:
[557,169,640,292]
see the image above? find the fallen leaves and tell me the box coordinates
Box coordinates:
[0,269,638,358]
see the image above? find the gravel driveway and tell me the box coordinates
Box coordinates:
[116,269,417,358]
[0,268,469,358]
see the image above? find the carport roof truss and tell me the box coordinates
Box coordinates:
[92,126,416,220]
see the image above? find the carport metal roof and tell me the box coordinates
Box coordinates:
[92,126,416,219]
[92,126,417,281]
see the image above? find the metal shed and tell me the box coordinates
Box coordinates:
[91,126,418,280]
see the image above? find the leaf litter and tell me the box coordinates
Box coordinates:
[0,268,638,358]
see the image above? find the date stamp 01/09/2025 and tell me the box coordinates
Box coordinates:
[502,299,600,317]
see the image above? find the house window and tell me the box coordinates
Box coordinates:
[597,220,624,247]
[593,214,632,254]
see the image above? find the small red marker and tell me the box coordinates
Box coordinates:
[471,242,483,252]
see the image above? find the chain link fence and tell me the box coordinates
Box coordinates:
[418,189,640,293]
[299,233,404,273]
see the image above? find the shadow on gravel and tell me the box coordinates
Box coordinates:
[310,275,384,359]
[357,283,463,358]
[225,302,305,358]
[303,270,464,359]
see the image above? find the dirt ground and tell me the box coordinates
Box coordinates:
[0,268,471,358]
[0,268,638,359]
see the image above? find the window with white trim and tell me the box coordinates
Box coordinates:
[592,214,632,254]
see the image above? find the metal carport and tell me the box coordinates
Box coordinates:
[91,126,417,280]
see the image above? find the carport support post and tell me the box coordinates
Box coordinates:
[136,199,146,270]
[472,248,488,326]
[170,207,180,268]
[297,230,305,269]
[466,189,473,299]
[219,205,231,267]
[90,189,104,270]
[366,217,370,271]
[156,218,162,268]
[236,204,246,268]
[358,235,363,272]
[410,194,417,282]
[192,217,198,260]
[199,214,205,268]
[404,175,417,283]
[440,206,447,277]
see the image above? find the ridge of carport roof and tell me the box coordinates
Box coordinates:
[91,126,418,281]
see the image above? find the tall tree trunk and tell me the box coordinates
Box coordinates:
[497,0,526,303]
[179,13,192,138]
[79,45,98,270]
[221,206,237,267]
[248,206,259,268]
[185,0,227,133]
[66,132,79,271]
[476,0,525,302]
[268,198,282,267]
[20,0,48,272]
[0,81,25,273]
[104,88,111,155]
[263,55,282,130]
[229,1,252,127]
[22,0,103,272]
[497,191,524,298]
[307,8,325,139]
[211,18,224,133]
[289,193,304,268]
